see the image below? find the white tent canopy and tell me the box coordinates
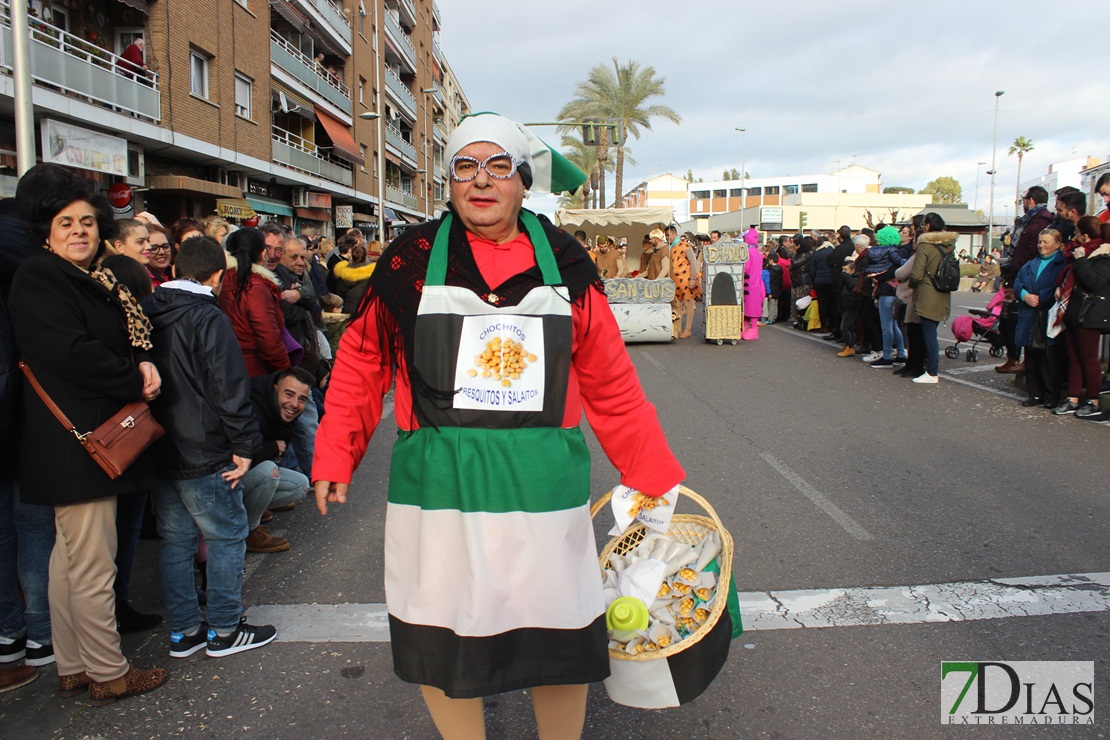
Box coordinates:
[554,207,674,266]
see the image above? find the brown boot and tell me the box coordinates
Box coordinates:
[88,665,167,706]
[0,665,37,694]
[994,358,1014,373]
[245,526,290,553]
[1009,361,1025,374]
[58,671,91,697]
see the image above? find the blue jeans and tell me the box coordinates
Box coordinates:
[290,396,318,478]
[877,296,905,360]
[0,479,54,643]
[240,461,308,530]
[921,318,940,376]
[154,470,248,633]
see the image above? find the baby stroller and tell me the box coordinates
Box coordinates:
[946,288,1006,362]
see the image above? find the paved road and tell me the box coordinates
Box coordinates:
[2,297,1106,738]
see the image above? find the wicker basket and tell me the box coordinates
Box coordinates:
[590,485,734,663]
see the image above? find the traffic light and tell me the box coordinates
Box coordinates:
[799,211,808,229]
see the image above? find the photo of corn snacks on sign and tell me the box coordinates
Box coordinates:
[453,316,546,412]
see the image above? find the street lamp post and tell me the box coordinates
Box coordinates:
[421,86,439,222]
[735,127,746,221]
[987,90,1004,252]
[974,161,987,211]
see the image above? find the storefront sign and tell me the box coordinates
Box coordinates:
[248,180,274,197]
[335,205,353,228]
[108,183,133,214]
[760,206,783,231]
[307,192,332,209]
[602,278,675,304]
[41,119,127,177]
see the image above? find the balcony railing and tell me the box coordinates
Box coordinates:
[383,11,416,71]
[384,122,417,164]
[0,6,160,122]
[271,32,351,115]
[288,0,351,50]
[383,66,415,118]
[386,185,417,210]
[397,0,417,27]
[431,0,441,30]
[272,126,353,186]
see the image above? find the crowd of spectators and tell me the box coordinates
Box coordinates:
[0,164,380,702]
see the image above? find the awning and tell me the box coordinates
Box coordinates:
[271,0,310,34]
[314,106,364,165]
[246,197,294,217]
[271,87,315,121]
[145,176,241,198]
[397,211,423,224]
[215,198,256,219]
[295,207,331,222]
[112,0,149,13]
[383,207,400,222]
[353,211,375,222]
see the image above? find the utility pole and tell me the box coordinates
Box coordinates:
[12,0,36,175]
[987,91,1004,251]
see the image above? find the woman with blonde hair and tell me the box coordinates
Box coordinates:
[203,216,231,245]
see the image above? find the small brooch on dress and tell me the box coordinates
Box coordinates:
[486,293,499,304]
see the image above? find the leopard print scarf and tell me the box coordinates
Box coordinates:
[90,267,154,351]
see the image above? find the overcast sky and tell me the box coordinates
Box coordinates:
[436,0,1109,221]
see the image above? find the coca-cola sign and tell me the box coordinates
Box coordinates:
[108,182,132,208]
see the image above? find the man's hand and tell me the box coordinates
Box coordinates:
[1025,294,1040,308]
[222,455,251,489]
[275,440,287,456]
[138,361,161,401]
[281,289,302,303]
[314,480,348,515]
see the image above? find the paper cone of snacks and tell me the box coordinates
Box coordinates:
[591,486,742,709]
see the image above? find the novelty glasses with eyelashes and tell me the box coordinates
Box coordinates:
[450,152,522,182]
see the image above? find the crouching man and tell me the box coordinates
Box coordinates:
[144,236,277,659]
[237,368,313,553]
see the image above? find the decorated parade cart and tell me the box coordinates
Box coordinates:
[701,238,748,345]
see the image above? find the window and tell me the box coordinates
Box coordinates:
[783,184,799,195]
[234,73,252,118]
[691,190,709,199]
[802,183,818,193]
[748,187,762,196]
[728,188,743,197]
[712,189,726,198]
[190,51,209,99]
[46,5,68,31]
[358,1,366,34]
[358,77,366,104]
[360,144,367,167]
[764,185,780,195]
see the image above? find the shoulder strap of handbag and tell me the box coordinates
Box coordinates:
[18,360,86,441]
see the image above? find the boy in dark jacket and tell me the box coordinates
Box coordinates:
[144,236,276,659]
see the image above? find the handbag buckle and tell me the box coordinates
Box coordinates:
[121,416,136,428]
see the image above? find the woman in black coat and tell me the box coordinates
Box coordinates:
[7,165,168,704]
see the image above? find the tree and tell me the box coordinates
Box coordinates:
[557,58,680,207]
[685,169,693,182]
[722,171,731,181]
[1008,136,1034,209]
[883,186,914,194]
[919,177,962,204]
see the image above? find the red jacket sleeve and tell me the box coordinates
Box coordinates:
[570,287,684,496]
[312,307,392,484]
[249,282,291,373]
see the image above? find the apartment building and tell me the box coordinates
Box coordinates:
[0,0,469,237]
[689,164,882,218]
[620,173,690,222]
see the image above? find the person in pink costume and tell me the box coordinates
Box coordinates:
[742,243,766,339]
[743,225,760,247]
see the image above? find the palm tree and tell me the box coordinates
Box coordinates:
[1008,136,1034,210]
[560,134,598,209]
[558,58,680,208]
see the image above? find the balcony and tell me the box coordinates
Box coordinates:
[397,0,417,27]
[383,12,416,72]
[386,185,417,210]
[0,7,160,122]
[271,31,351,115]
[383,66,415,120]
[286,0,351,53]
[384,121,417,165]
[432,0,441,31]
[272,126,353,186]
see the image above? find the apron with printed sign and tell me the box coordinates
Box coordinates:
[385,212,609,698]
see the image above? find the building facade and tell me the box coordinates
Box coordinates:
[0,0,469,238]
[620,173,690,221]
[688,164,882,218]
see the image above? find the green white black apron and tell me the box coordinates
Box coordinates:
[385,212,609,698]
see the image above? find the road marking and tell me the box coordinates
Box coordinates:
[245,572,1110,641]
[758,451,874,541]
[638,350,666,371]
[742,572,1110,631]
[945,364,1003,375]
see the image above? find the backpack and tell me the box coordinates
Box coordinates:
[929,246,961,293]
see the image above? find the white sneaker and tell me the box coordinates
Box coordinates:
[912,373,939,384]
[860,351,883,363]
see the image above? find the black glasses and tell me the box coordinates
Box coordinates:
[149,244,172,253]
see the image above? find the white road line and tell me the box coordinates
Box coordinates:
[245,572,1110,641]
[758,451,874,541]
[742,572,1110,631]
[638,350,665,371]
[945,364,1004,375]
